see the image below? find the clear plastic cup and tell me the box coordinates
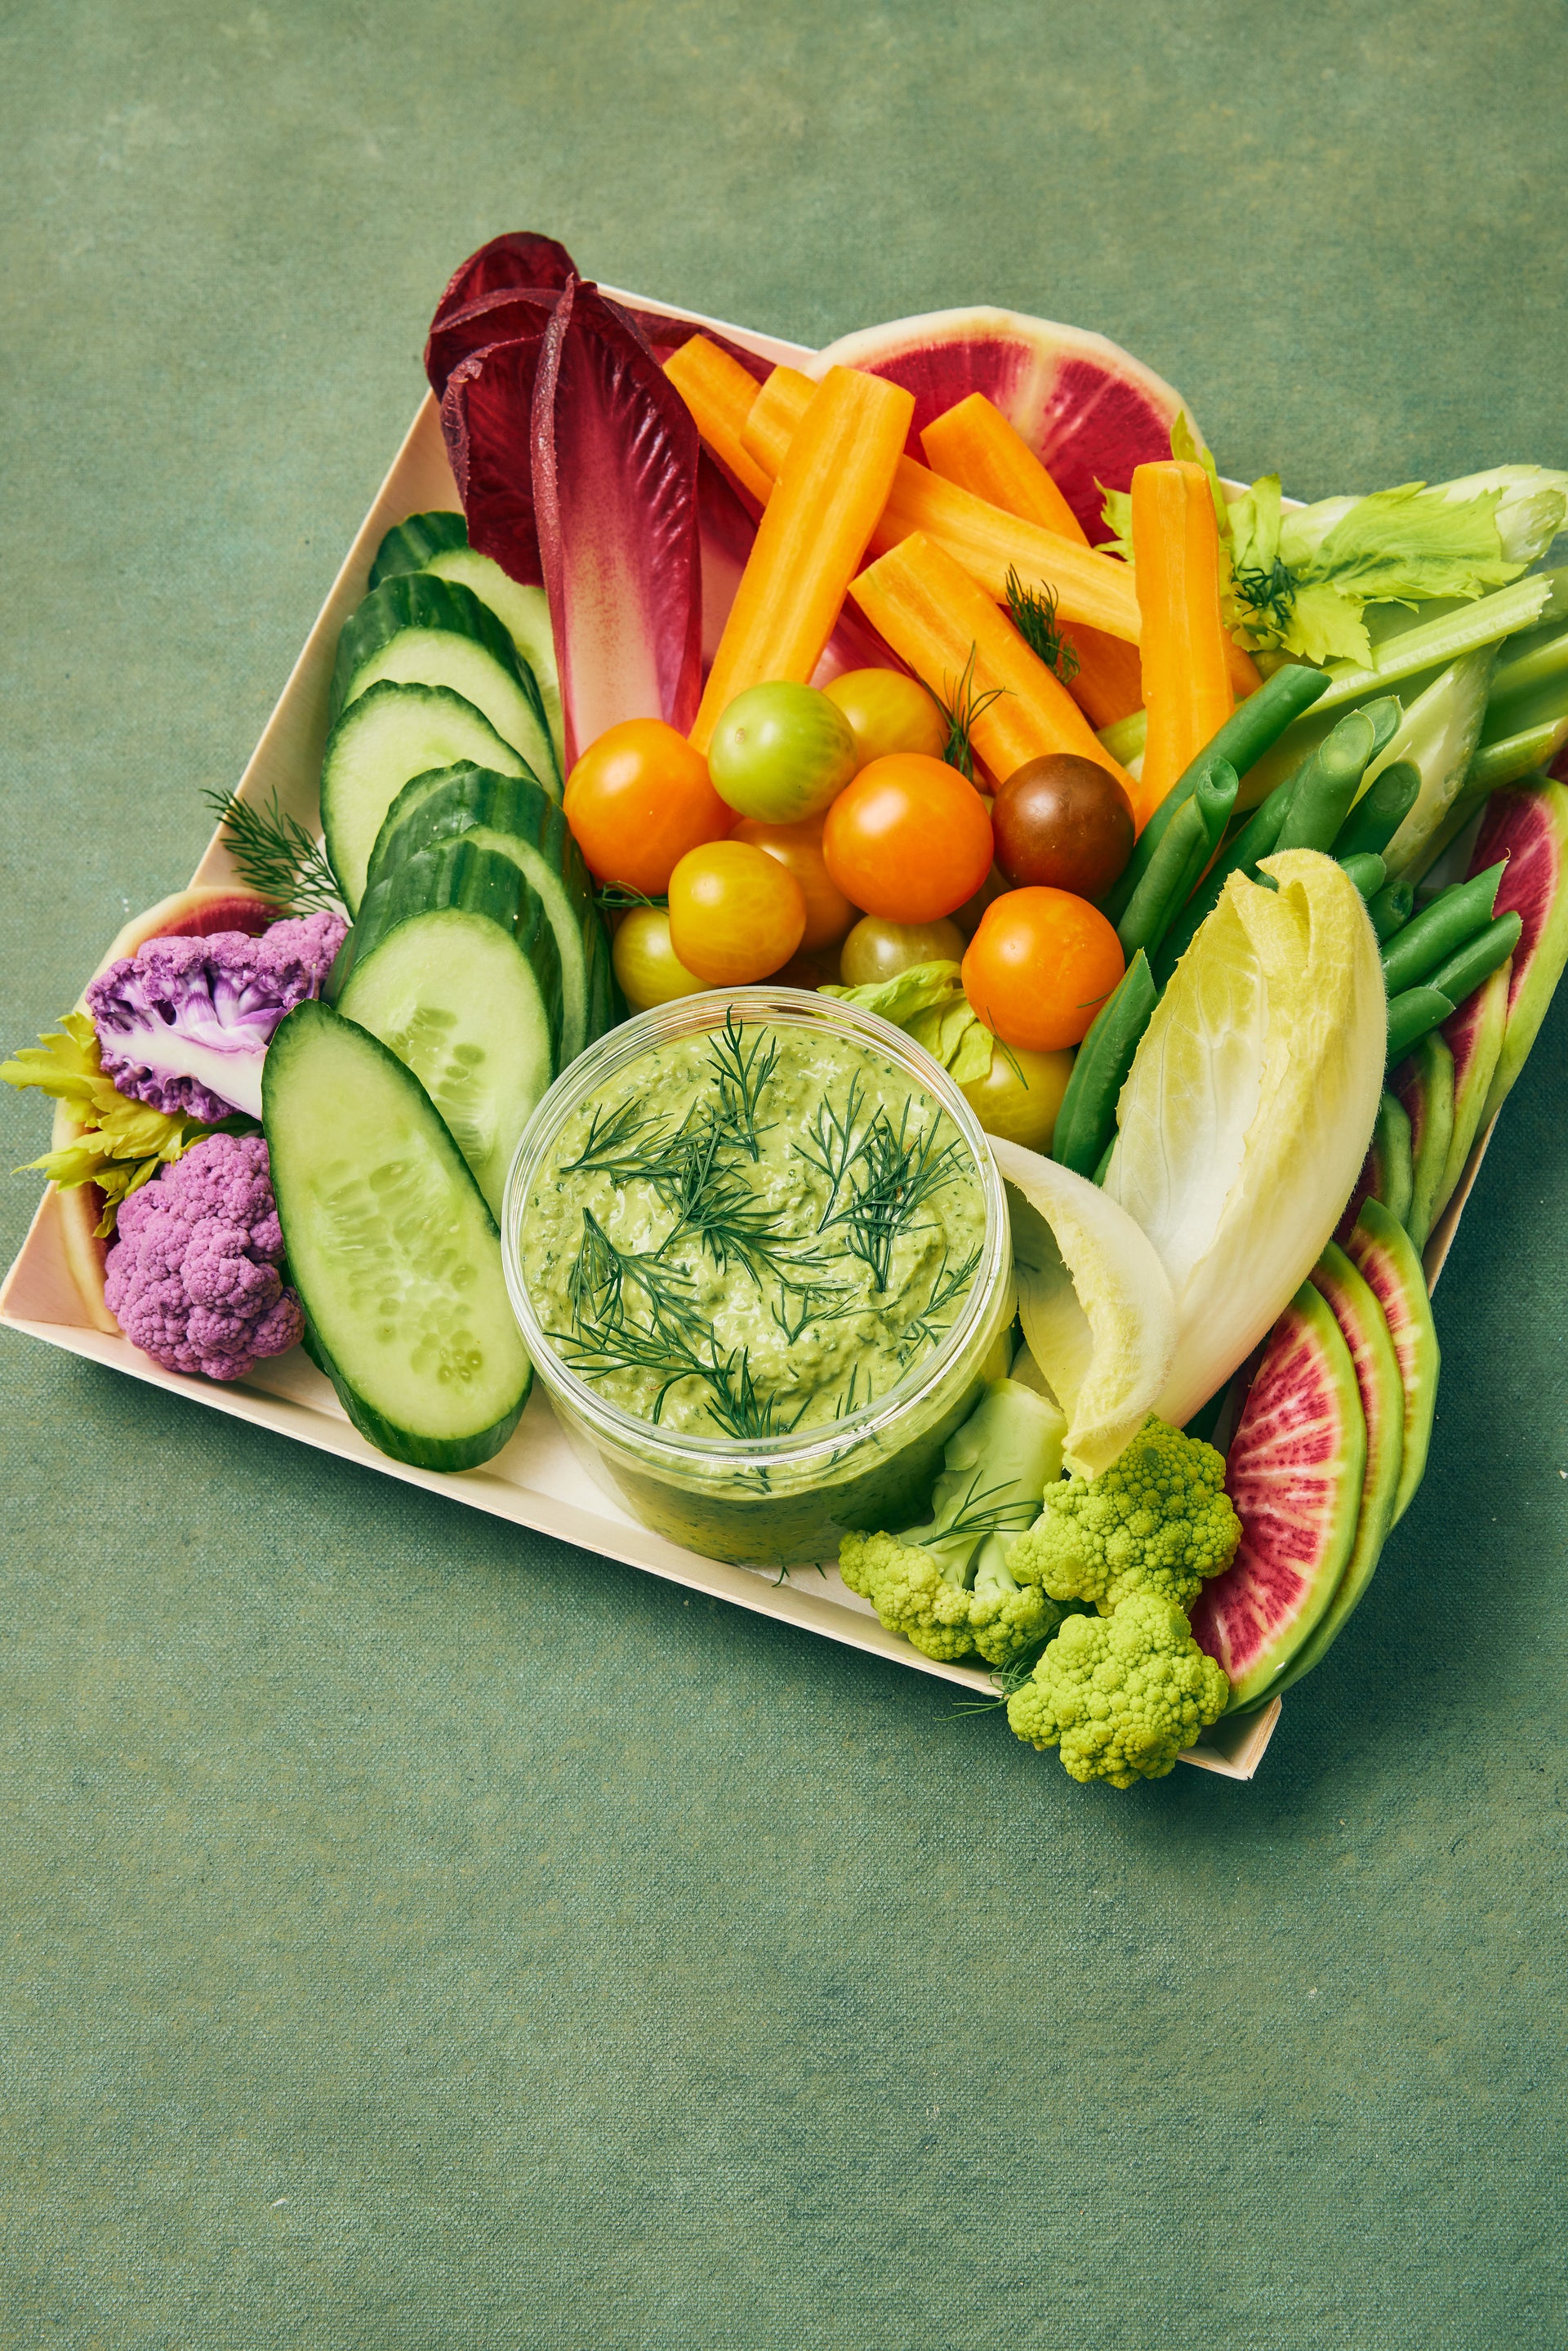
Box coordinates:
[501,987,1013,1566]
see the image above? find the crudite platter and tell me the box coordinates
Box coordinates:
[6,234,1566,1788]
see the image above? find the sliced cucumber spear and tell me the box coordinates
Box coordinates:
[263,1000,532,1472]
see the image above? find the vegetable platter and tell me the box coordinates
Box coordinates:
[6,238,1566,1791]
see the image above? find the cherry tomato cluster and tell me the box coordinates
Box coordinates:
[565,675,1139,1138]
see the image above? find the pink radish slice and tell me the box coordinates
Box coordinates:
[1190,1282,1365,1707]
[1432,957,1510,1228]
[1342,1199,1440,1525]
[812,306,1197,544]
[1272,1242,1408,1695]
[1468,774,1568,1124]
[1390,1032,1454,1253]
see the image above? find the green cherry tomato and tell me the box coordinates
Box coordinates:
[708,683,859,823]
[959,1040,1076,1151]
[612,906,708,1010]
[838,913,967,986]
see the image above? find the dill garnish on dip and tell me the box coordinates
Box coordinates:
[522,1010,988,1440]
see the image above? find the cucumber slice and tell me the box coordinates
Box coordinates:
[365,762,612,1065]
[332,574,561,798]
[320,680,529,914]
[338,906,555,1217]
[262,999,532,1470]
[371,511,564,766]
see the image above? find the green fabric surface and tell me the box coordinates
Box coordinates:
[3,3,1566,2342]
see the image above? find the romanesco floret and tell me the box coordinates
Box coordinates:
[1007,1416,1240,1614]
[1006,1593,1230,1786]
[840,1378,1067,1665]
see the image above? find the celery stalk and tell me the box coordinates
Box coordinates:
[1312,574,1554,716]
[1380,649,1500,883]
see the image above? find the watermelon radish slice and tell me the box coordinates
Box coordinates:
[810,307,1197,544]
[1431,955,1510,1231]
[1271,1242,1408,1696]
[1467,774,1568,1124]
[1336,1089,1414,1243]
[1390,1031,1455,1253]
[1190,1282,1366,1708]
[1343,1199,1440,1524]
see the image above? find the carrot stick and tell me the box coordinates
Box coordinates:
[746,372,1143,646]
[919,394,1144,728]
[662,336,774,505]
[920,393,1085,542]
[742,365,817,476]
[690,366,915,753]
[850,532,1141,807]
[1131,460,1236,816]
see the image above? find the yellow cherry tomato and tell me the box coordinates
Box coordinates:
[824,668,947,767]
[667,841,808,986]
[837,914,966,986]
[960,1041,1076,1151]
[730,814,858,953]
[612,906,707,1011]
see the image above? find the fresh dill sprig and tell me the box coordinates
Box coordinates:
[829,1102,969,1291]
[203,788,342,915]
[797,1073,866,1231]
[703,1346,813,1442]
[1232,558,1298,635]
[770,1276,860,1346]
[563,1208,704,1353]
[706,1010,778,1160]
[951,1638,1054,1716]
[1004,568,1080,684]
[898,1242,983,1360]
[937,647,1006,783]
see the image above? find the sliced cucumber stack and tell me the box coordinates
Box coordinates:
[362,763,613,1064]
[263,999,532,1470]
[338,837,564,1215]
[331,572,561,798]
[371,510,564,766]
[320,679,531,913]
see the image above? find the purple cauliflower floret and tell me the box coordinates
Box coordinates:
[86,909,347,1123]
[103,1132,305,1381]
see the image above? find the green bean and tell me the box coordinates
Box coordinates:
[1099,663,1330,923]
[1151,773,1298,980]
[1339,853,1387,900]
[1368,879,1414,941]
[1117,760,1237,963]
[1426,909,1522,1004]
[1333,759,1421,861]
[1379,861,1505,995]
[1051,950,1157,1178]
[1386,985,1456,1064]
[1274,705,1388,853]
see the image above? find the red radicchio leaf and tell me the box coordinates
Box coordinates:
[532,276,702,768]
[432,232,578,325]
[426,286,559,399]
[441,331,552,587]
[618,308,772,385]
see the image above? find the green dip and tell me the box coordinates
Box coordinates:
[523,1013,988,1440]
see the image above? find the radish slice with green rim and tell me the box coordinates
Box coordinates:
[1343,1198,1440,1525]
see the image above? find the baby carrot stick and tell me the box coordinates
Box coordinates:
[746,373,1143,646]
[850,532,1141,805]
[1131,460,1236,816]
[742,365,817,475]
[690,365,915,752]
[662,336,773,505]
[920,394,1143,728]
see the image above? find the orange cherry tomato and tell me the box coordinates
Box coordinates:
[822,754,994,924]
[667,841,808,986]
[564,719,731,893]
[823,668,948,767]
[729,814,858,952]
[960,887,1125,1053]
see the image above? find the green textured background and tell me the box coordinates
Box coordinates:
[3,4,1566,2343]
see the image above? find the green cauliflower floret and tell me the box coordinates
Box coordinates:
[1007,1592,1231,1786]
[840,1378,1067,1665]
[1007,1416,1240,1615]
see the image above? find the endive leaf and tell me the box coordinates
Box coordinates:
[1107,850,1385,1426]
[988,1136,1176,1476]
